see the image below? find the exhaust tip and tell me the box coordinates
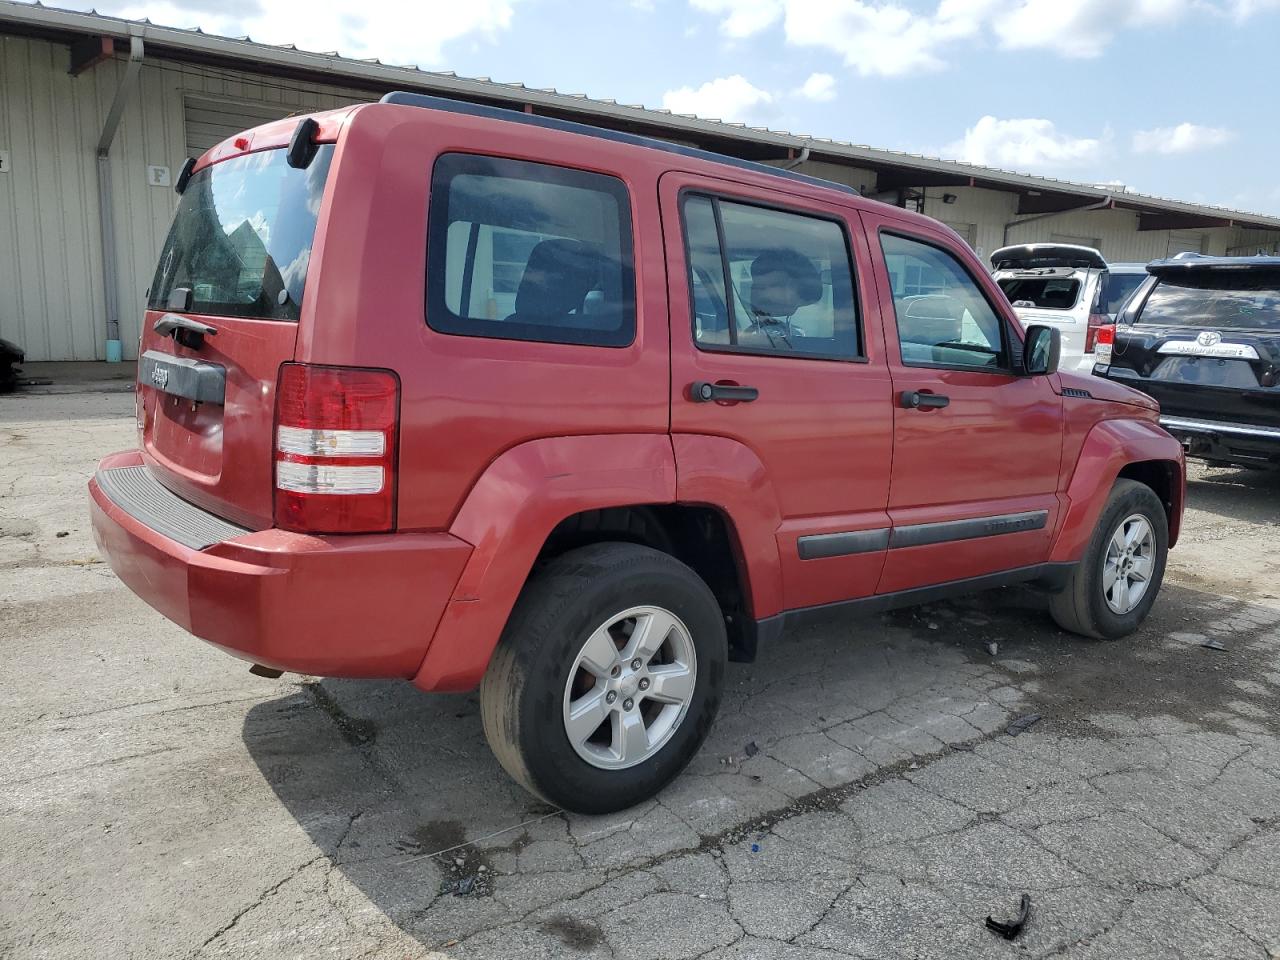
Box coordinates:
[249,664,284,679]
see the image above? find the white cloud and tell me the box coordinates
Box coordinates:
[689,0,782,37]
[691,0,1276,72]
[797,72,837,101]
[1132,122,1235,154]
[93,0,517,65]
[1219,0,1280,20]
[781,0,1005,76]
[662,75,774,121]
[992,0,1186,58]
[943,115,1103,169]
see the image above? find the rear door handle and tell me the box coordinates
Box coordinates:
[154,313,217,349]
[900,390,950,410]
[690,381,759,403]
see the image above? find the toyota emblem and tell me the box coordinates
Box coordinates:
[1196,331,1222,347]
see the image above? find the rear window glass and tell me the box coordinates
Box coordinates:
[997,277,1081,310]
[427,153,635,347]
[149,146,333,321]
[1139,274,1280,330]
[1098,272,1146,315]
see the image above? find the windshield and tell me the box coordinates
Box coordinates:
[1098,272,1146,316]
[1138,273,1280,330]
[148,146,334,321]
[997,277,1081,310]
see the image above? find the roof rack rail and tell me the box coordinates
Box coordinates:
[378,91,859,198]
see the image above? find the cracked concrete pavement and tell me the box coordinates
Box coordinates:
[3,386,1280,960]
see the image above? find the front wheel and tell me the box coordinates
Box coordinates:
[480,543,727,814]
[1050,479,1169,639]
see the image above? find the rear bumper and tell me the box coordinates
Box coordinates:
[1069,351,1097,374]
[1159,416,1280,467]
[89,451,472,678]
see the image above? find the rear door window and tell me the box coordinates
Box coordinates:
[1138,275,1280,331]
[149,146,334,321]
[1098,272,1145,315]
[681,193,860,359]
[427,154,636,347]
[997,276,1082,310]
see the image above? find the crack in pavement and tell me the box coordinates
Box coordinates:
[188,855,325,958]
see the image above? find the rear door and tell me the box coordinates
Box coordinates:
[1105,270,1280,427]
[864,213,1063,594]
[660,173,893,611]
[139,143,336,529]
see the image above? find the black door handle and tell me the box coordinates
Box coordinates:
[690,381,759,403]
[900,390,950,410]
[154,313,217,349]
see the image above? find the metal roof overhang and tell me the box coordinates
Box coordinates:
[4,0,1280,233]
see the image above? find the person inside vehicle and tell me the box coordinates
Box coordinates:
[739,247,822,349]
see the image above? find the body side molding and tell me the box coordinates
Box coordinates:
[753,561,1077,648]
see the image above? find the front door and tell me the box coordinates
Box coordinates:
[660,172,893,613]
[862,212,1064,595]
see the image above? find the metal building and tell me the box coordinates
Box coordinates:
[3,1,1279,362]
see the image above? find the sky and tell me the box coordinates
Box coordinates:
[49,0,1280,215]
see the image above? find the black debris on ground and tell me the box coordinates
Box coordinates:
[985,893,1031,940]
[1006,713,1042,737]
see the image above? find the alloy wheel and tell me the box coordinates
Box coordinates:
[1102,513,1155,615]
[561,605,697,770]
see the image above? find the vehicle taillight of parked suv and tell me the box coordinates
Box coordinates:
[90,94,1185,813]
[1094,255,1280,469]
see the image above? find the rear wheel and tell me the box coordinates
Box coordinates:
[481,543,727,814]
[1050,479,1168,639]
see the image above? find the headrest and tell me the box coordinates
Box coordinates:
[514,239,601,320]
[749,248,823,318]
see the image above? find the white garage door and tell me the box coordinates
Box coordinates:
[1166,231,1208,256]
[183,96,301,158]
[940,220,978,250]
[1050,232,1103,253]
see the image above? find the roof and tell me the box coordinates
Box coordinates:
[1149,255,1280,274]
[5,0,1280,234]
[379,92,858,197]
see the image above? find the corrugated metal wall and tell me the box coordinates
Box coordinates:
[1,32,1277,360]
[0,34,367,360]
[919,186,1247,265]
[1227,228,1280,256]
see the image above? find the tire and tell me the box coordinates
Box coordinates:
[480,542,727,814]
[1050,479,1169,640]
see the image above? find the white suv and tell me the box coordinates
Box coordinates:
[991,244,1109,373]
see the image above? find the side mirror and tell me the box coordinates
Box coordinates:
[1023,324,1060,375]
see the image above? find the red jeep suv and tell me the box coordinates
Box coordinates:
[89,94,1185,813]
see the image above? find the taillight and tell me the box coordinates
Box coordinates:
[1084,313,1112,353]
[273,363,399,533]
[1094,323,1115,365]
